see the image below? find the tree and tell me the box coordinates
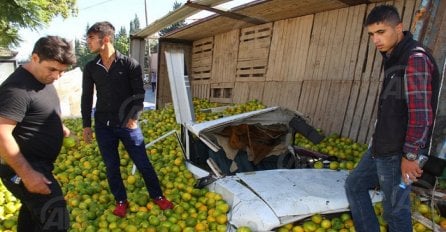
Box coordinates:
[115,27,129,55]
[74,25,95,71]
[0,0,77,47]
[159,1,186,36]
[129,15,140,34]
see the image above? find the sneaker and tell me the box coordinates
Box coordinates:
[154,196,174,210]
[113,200,129,217]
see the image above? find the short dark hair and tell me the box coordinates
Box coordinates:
[32,36,76,65]
[87,21,115,42]
[365,5,401,26]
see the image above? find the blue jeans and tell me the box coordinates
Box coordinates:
[345,149,412,232]
[95,123,163,201]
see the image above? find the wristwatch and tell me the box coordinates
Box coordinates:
[403,152,418,161]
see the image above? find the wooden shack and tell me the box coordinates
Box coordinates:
[131,0,446,147]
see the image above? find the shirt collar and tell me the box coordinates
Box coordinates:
[95,51,123,66]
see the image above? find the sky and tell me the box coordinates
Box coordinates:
[15,0,186,60]
[15,0,255,60]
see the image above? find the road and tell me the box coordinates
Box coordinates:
[144,85,156,109]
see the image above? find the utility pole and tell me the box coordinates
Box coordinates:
[144,0,151,74]
[144,0,148,26]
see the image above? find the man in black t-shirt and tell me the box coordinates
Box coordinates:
[0,36,76,232]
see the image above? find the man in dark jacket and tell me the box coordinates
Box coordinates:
[345,5,439,232]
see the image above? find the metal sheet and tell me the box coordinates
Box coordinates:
[204,169,383,231]
[236,169,383,217]
[208,176,281,231]
[188,106,280,135]
[187,106,298,152]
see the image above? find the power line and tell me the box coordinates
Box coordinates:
[80,0,118,10]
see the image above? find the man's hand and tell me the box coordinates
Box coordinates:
[21,169,52,195]
[401,157,423,184]
[0,116,51,194]
[126,119,138,129]
[62,124,70,137]
[83,127,93,144]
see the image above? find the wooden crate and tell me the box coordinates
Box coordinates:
[210,82,234,103]
[211,30,239,84]
[192,83,210,99]
[236,59,268,81]
[191,37,213,81]
[236,23,273,82]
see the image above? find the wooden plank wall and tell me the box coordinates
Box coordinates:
[297,4,367,140]
[429,0,446,154]
[188,0,422,143]
[267,15,313,82]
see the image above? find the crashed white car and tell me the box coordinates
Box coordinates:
[160,49,383,231]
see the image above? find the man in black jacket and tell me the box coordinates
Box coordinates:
[81,21,173,218]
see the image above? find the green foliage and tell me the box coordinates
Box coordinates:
[74,24,95,71]
[114,27,129,55]
[0,0,77,47]
[74,40,94,71]
[159,1,186,36]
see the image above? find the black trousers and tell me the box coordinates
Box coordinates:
[0,164,69,232]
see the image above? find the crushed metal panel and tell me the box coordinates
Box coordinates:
[185,162,210,179]
[187,106,279,151]
[205,169,383,231]
[236,169,350,217]
[187,106,295,151]
[188,106,280,135]
[207,176,281,231]
[235,169,383,217]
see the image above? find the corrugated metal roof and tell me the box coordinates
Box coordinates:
[132,0,232,39]
[133,0,387,41]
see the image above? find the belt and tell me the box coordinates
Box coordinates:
[99,120,122,128]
